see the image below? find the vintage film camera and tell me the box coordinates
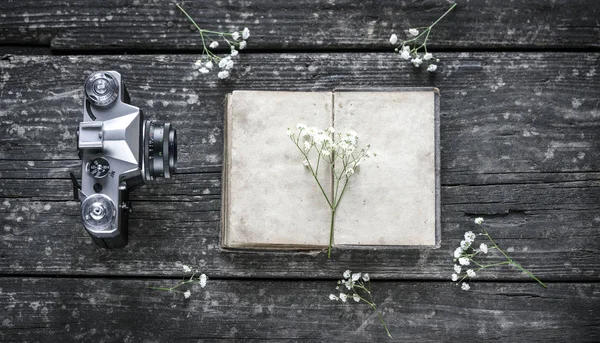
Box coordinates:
[74,71,177,248]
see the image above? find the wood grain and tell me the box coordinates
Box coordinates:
[0,0,599,52]
[0,278,598,342]
[1,52,599,279]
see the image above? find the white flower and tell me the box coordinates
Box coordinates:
[466,269,476,278]
[242,27,250,39]
[453,265,461,274]
[230,49,239,57]
[427,64,437,72]
[205,61,213,69]
[353,294,360,302]
[408,28,419,36]
[182,265,192,273]
[239,40,247,50]
[464,231,476,243]
[351,273,361,281]
[343,279,353,290]
[480,243,488,254]
[461,283,470,291]
[339,293,348,302]
[322,150,331,156]
[423,53,433,60]
[343,270,351,279]
[302,159,309,167]
[296,123,307,130]
[458,257,470,266]
[474,217,484,225]
[306,127,318,137]
[217,70,230,79]
[231,32,240,40]
[199,67,210,74]
[209,41,219,49]
[183,290,191,298]
[194,59,203,67]
[460,240,470,250]
[218,57,230,68]
[400,49,411,60]
[411,57,423,67]
[362,273,370,282]
[327,126,335,133]
[199,274,208,288]
[453,247,463,258]
[346,168,355,177]
[225,59,235,70]
[389,33,398,45]
[451,273,458,282]
[329,294,338,301]
[303,141,311,151]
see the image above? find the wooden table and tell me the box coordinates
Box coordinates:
[1,1,599,341]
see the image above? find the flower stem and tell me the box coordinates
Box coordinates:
[483,228,547,288]
[328,208,336,258]
[358,294,392,338]
[429,3,457,29]
[510,261,547,288]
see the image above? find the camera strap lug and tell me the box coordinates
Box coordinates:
[69,172,81,201]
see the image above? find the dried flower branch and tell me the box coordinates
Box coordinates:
[149,264,208,298]
[389,3,457,72]
[287,124,376,258]
[330,270,392,339]
[452,218,547,291]
[176,4,250,79]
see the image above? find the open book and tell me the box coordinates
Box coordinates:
[222,89,440,249]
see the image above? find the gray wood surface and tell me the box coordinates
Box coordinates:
[0,0,599,52]
[1,278,598,342]
[1,53,599,281]
[1,0,599,340]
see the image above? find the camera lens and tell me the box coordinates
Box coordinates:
[143,120,177,180]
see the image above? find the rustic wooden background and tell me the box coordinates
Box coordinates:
[1,0,599,341]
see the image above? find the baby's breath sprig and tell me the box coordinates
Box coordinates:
[452,218,547,291]
[149,264,208,298]
[330,270,392,339]
[389,3,457,72]
[287,124,376,258]
[176,4,250,79]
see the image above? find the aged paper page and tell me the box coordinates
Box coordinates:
[333,90,438,246]
[223,91,333,248]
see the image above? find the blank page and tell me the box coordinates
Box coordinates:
[333,90,439,246]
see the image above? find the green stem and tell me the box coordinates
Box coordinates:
[357,295,392,338]
[479,261,512,269]
[510,261,548,288]
[483,228,547,288]
[328,208,336,258]
[293,140,333,209]
[429,3,457,29]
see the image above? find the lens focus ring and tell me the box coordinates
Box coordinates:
[144,120,177,181]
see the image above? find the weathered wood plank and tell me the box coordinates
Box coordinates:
[0,278,598,341]
[0,0,599,51]
[1,52,599,279]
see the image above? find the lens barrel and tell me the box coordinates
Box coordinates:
[144,120,177,180]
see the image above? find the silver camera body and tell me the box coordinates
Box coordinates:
[76,71,177,248]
